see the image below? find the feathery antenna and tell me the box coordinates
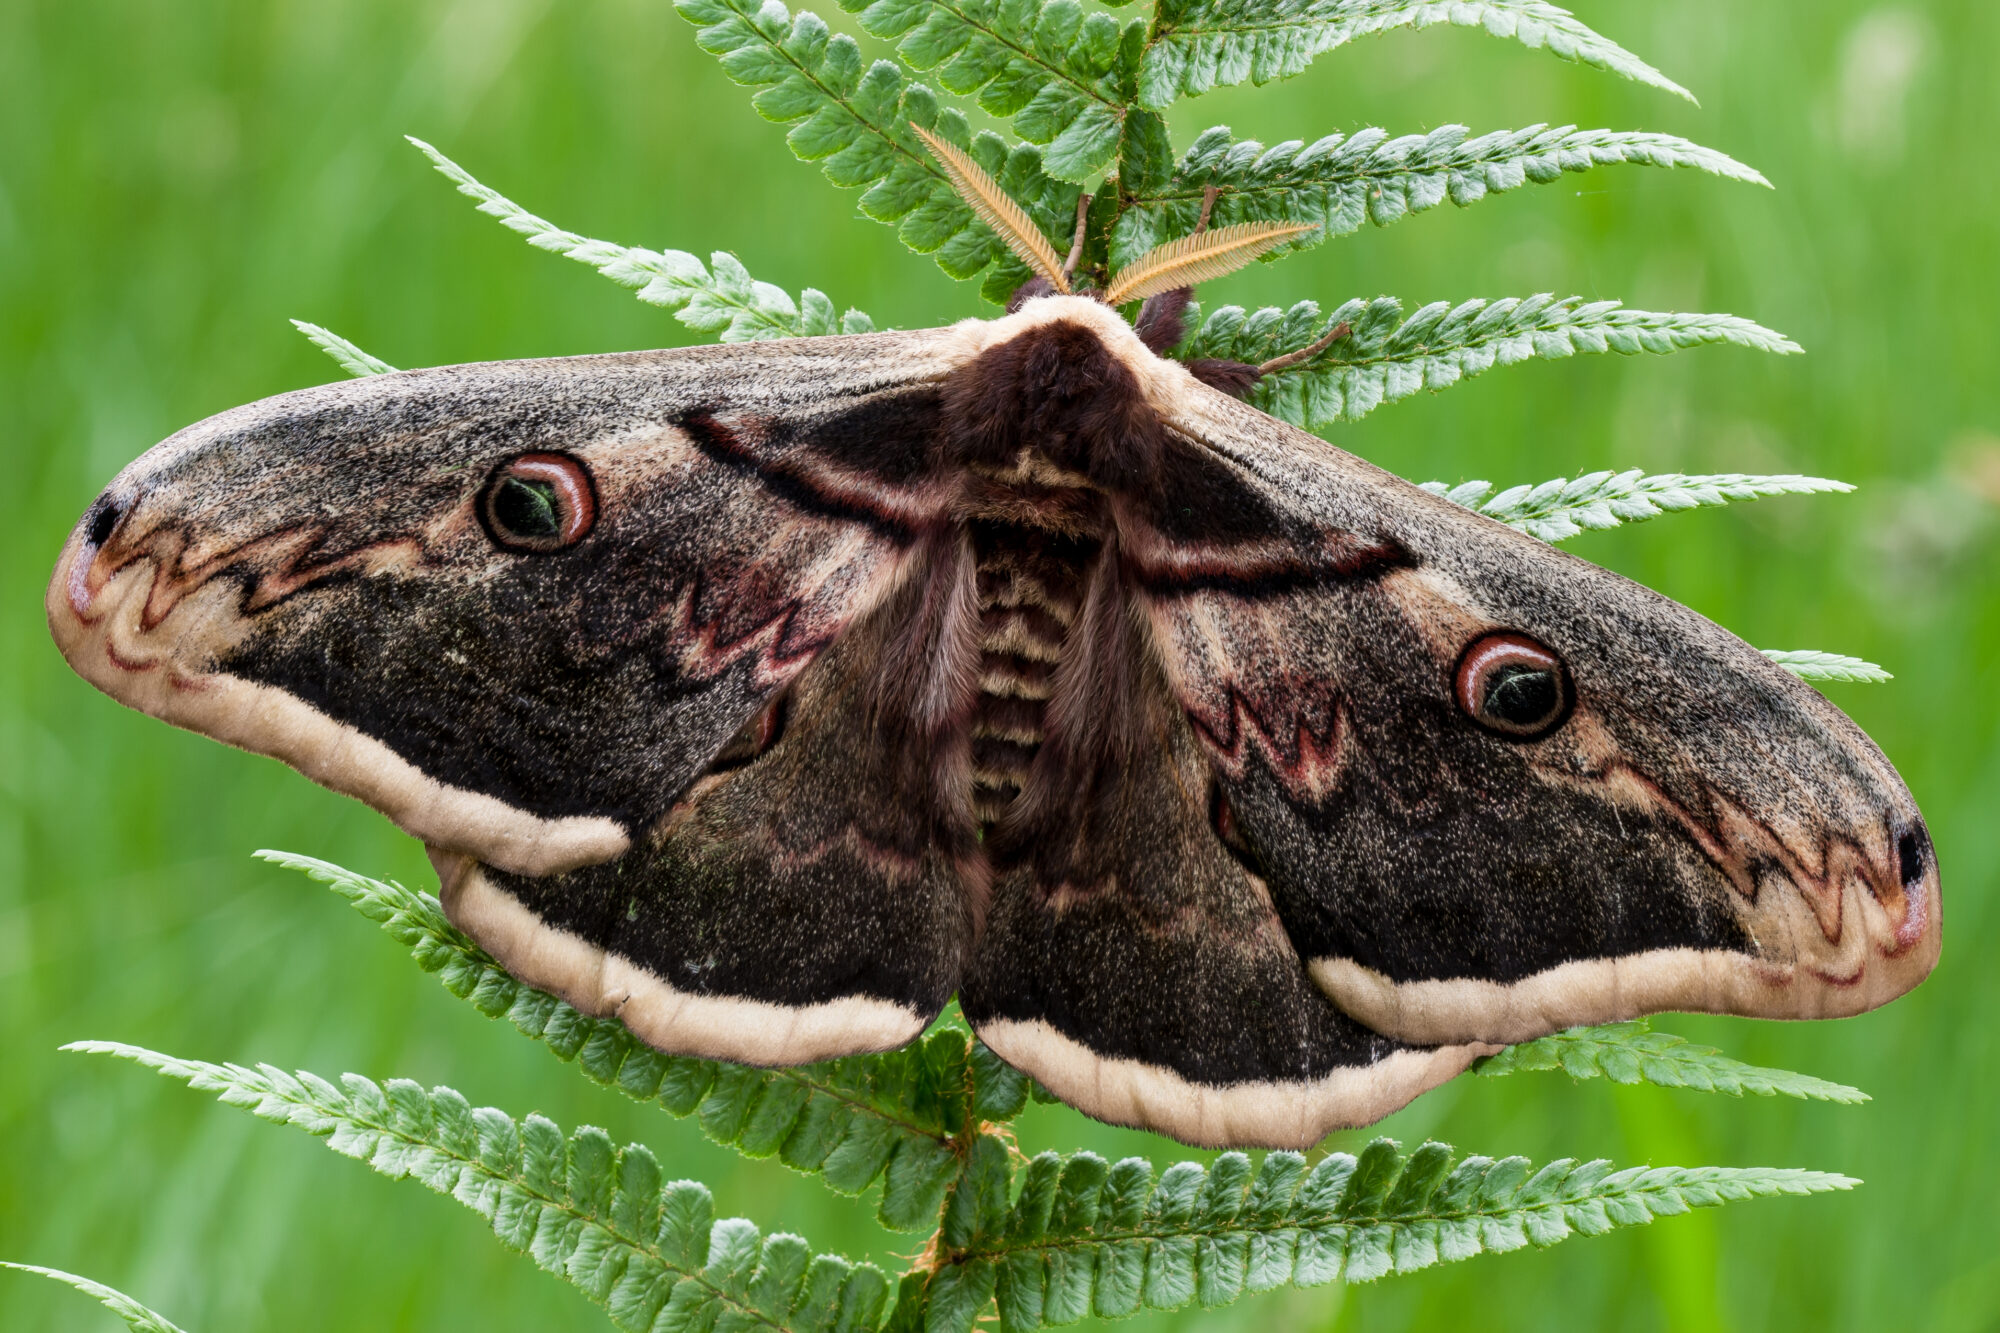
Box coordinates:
[1103,222,1317,307]
[912,124,1069,294]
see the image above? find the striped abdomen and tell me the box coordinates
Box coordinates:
[968,516,1099,824]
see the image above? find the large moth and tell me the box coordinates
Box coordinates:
[46,142,1940,1150]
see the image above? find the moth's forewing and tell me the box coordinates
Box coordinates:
[45,339,963,877]
[1147,384,1941,1045]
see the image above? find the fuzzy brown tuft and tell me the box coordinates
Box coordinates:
[1005,276,1060,313]
[942,321,1166,496]
[1187,358,1263,398]
[1133,288,1193,354]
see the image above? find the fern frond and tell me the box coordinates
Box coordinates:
[254,851,1018,1231]
[68,1043,893,1333]
[674,0,1082,298]
[904,1140,1850,1331]
[290,320,397,377]
[1140,0,1692,112]
[913,124,1068,288]
[1103,221,1316,304]
[1113,124,1764,267]
[1181,296,1801,427]
[1761,651,1893,684]
[838,0,1134,182]
[1477,1020,1869,1103]
[1,1263,189,1333]
[1420,470,1851,542]
[409,138,873,340]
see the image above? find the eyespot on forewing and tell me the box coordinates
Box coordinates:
[1454,631,1573,740]
[479,453,597,553]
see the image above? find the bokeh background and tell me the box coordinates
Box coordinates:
[3,1,1996,1328]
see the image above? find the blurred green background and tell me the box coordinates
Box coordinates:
[3,0,1996,1328]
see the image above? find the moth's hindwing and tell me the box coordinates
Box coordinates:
[1145,385,1941,1046]
[436,575,976,1064]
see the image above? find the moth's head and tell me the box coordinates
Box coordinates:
[943,294,1184,489]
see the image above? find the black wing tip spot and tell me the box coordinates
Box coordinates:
[86,493,125,547]
[1898,820,1932,886]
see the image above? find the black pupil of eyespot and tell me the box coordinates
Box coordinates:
[494,476,561,539]
[87,498,122,546]
[1484,664,1559,727]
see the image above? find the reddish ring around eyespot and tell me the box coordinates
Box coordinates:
[1453,631,1572,740]
[478,452,597,553]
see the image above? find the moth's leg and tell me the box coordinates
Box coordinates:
[960,660,1487,1150]
[439,603,978,1066]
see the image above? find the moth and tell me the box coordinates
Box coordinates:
[46,137,1940,1149]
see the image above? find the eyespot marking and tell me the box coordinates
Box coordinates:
[479,453,597,553]
[1454,631,1573,741]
